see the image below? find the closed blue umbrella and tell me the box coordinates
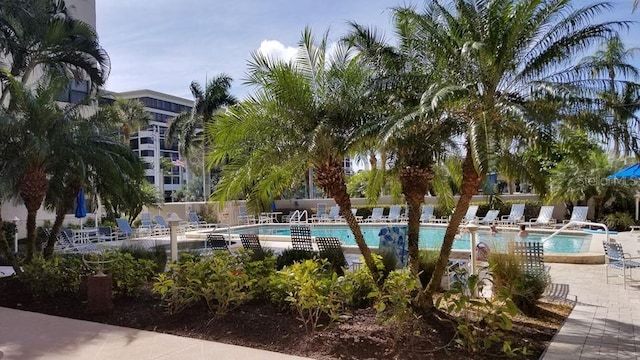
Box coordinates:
[75,188,87,227]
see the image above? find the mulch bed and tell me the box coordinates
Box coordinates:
[0,277,571,359]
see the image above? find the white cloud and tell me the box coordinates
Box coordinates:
[257,40,297,62]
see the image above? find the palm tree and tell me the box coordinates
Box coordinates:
[165,75,237,199]
[579,36,640,156]
[347,22,462,289]
[0,76,112,261]
[208,28,380,278]
[41,111,146,258]
[104,97,152,143]
[0,0,110,104]
[391,0,635,309]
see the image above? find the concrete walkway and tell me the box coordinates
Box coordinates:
[543,232,640,359]
[0,307,310,360]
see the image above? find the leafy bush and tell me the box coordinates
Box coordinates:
[602,212,635,232]
[371,269,420,328]
[269,259,346,333]
[119,244,167,273]
[318,247,347,276]
[236,249,277,299]
[341,263,378,308]
[437,273,525,356]
[154,252,256,315]
[276,248,317,270]
[19,254,86,297]
[100,251,157,297]
[377,248,400,280]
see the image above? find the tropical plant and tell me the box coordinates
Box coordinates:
[208,28,380,279]
[579,36,640,157]
[165,75,237,199]
[388,0,637,310]
[103,97,151,143]
[0,0,110,104]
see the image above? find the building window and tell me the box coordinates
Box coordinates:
[140,137,154,144]
[145,176,154,183]
[140,150,154,157]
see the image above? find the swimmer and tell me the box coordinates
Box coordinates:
[518,224,529,238]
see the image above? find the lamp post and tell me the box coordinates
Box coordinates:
[466,222,479,297]
[167,213,182,262]
[12,216,19,253]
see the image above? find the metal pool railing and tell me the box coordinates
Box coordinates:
[541,221,610,244]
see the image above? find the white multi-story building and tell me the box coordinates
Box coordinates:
[114,90,193,201]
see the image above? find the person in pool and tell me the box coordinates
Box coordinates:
[489,225,499,234]
[518,224,529,238]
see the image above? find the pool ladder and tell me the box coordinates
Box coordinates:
[541,221,610,243]
[288,210,309,223]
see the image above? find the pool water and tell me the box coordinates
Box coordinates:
[228,224,590,254]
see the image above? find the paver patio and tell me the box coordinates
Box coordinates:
[543,232,640,360]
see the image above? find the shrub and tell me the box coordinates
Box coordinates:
[318,247,347,276]
[488,252,549,316]
[437,273,524,356]
[236,249,277,299]
[19,254,86,297]
[602,212,635,232]
[341,263,378,308]
[269,259,346,333]
[377,248,400,280]
[154,252,256,315]
[276,248,317,270]
[371,269,420,328]
[100,251,157,297]
[119,244,167,273]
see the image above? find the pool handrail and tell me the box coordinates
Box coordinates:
[541,221,609,244]
[210,223,233,246]
[289,210,309,223]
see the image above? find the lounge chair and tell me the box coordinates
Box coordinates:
[386,205,402,223]
[323,206,342,222]
[419,205,435,223]
[499,204,525,226]
[519,206,555,227]
[238,205,256,225]
[310,203,328,222]
[511,241,548,276]
[462,205,479,224]
[239,233,263,252]
[479,210,500,225]
[603,241,640,289]
[555,206,589,228]
[187,211,216,228]
[365,207,384,222]
[205,233,231,254]
[290,225,314,252]
[48,228,97,253]
[116,218,145,239]
[139,212,156,233]
[97,226,117,242]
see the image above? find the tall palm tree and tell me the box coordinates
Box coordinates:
[165,75,237,199]
[208,28,380,278]
[392,0,635,309]
[579,36,640,156]
[0,0,110,104]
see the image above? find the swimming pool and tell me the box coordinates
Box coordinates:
[225,224,591,254]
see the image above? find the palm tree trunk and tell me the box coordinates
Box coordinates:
[0,203,21,274]
[43,208,67,258]
[18,166,49,262]
[421,150,482,309]
[399,166,433,280]
[315,159,379,282]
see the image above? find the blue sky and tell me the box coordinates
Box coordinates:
[96,0,640,101]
